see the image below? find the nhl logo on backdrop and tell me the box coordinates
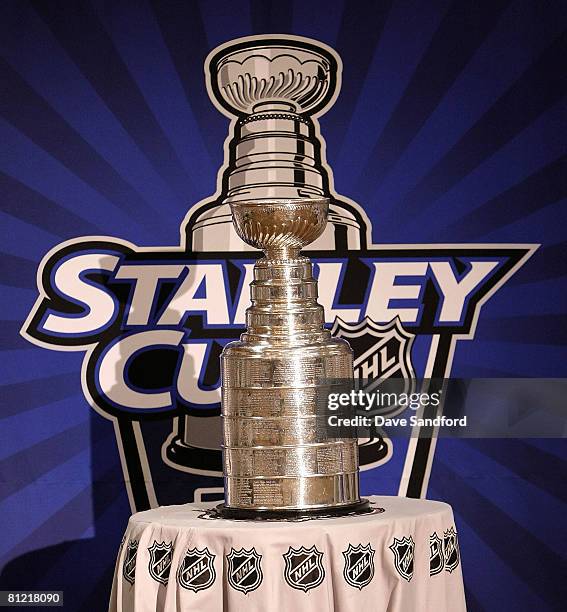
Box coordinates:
[331,317,415,394]
[342,543,375,590]
[283,545,325,592]
[177,547,216,592]
[226,547,263,594]
[148,541,173,585]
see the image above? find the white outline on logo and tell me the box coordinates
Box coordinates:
[283,545,325,592]
[177,546,216,592]
[226,547,263,594]
[342,543,375,590]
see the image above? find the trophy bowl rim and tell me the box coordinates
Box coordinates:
[230,197,330,207]
[229,197,329,253]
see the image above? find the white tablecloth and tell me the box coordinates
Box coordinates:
[109,496,466,611]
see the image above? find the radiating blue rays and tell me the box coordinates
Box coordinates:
[448,177,566,262]
[291,0,345,45]
[453,340,567,376]
[482,278,566,317]
[335,0,450,178]
[13,472,131,611]
[29,2,194,220]
[526,439,567,461]
[0,422,89,502]
[0,394,90,461]
[148,0,227,160]
[467,439,567,504]
[0,424,119,568]
[441,155,567,245]
[413,98,567,242]
[474,314,567,346]
[353,1,510,208]
[0,349,80,385]
[437,501,548,610]
[0,172,104,240]
[249,0,293,34]
[0,118,151,242]
[480,199,566,245]
[38,488,130,610]
[447,364,524,378]
[92,0,215,196]
[436,440,566,556]
[1,3,184,242]
[0,287,37,320]
[431,446,567,609]
[0,448,93,563]
[200,0,253,49]
[1,322,30,351]
[0,211,61,260]
[1,373,89,421]
[1,254,37,290]
[367,0,567,225]
[324,0,396,162]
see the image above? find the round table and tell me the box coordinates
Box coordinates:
[108,496,466,611]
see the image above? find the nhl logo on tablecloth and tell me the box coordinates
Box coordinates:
[429,533,444,576]
[342,543,375,589]
[443,527,460,573]
[283,545,325,592]
[227,547,263,594]
[389,536,415,582]
[122,539,138,585]
[177,547,216,592]
[148,541,173,585]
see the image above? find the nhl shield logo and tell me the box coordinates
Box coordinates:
[443,527,460,573]
[389,536,415,582]
[122,539,138,585]
[148,541,173,585]
[283,545,325,592]
[332,316,416,468]
[429,533,444,576]
[342,543,375,590]
[331,317,415,407]
[177,547,216,592]
[227,547,263,594]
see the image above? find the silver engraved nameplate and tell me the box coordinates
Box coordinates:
[220,197,365,515]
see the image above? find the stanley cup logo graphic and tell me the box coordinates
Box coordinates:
[22,33,535,512]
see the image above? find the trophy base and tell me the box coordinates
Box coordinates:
[215,499,371,521]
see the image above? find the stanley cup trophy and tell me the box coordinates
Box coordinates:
[194,36,370,517]
[220,197,368,517]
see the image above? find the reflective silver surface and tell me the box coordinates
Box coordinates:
[221,197,361,511]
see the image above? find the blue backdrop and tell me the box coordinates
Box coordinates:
[1,1,566,610]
